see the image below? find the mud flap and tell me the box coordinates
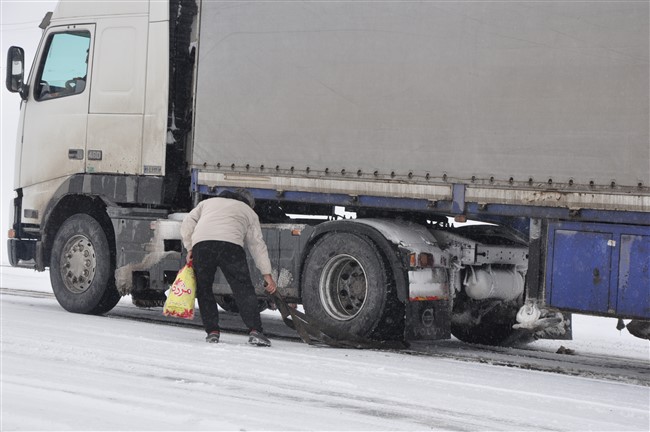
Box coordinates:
[405,300,450,341]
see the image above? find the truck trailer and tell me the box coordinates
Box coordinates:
[6,0,649,344]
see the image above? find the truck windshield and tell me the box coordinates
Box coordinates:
[36,31,90,101]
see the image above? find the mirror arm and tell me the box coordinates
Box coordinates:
[19,84,29,101]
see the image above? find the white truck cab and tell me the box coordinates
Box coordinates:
[7,1,168,231]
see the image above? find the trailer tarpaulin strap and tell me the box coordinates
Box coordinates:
[268,292,408,350]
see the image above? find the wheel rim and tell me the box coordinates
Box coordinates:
[319,254,368,321]
[59,234,97,294]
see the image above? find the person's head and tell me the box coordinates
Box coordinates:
[235,188,255,208]
[218,189,255,208]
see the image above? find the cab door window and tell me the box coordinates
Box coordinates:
[35,31,90,101]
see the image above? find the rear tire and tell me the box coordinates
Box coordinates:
[301,232,403,341]
[50,214,120,314]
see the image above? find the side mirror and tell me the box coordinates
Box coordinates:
[6,46,27,99]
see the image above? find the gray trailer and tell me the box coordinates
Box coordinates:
[194,1,648,198]
[6,0,649,344]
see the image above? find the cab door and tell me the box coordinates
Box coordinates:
[18,25,94,189]
[85,16,148,175]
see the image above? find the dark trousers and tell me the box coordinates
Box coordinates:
[192,241,263,334]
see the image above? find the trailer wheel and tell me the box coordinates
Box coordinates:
[50,214,120,314]
[301,232,401,340]
[450,293,523,346]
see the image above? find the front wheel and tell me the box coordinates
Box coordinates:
[50,214,120,314]
[301,232,403,341]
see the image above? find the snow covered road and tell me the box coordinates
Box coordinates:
[1,267,649,431]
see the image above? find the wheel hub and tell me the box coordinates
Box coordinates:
[319,254,368,320]
[59,235,96,294]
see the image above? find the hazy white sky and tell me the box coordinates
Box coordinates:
[1,1,57,264]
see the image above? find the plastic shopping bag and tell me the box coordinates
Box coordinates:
[163,263,196,320]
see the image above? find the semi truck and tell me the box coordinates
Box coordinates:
[6,0,649,344]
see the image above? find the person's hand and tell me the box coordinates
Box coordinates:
[263,274,277,294]
[186,250,193,264]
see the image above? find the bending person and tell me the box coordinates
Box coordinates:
[181,189,277,346]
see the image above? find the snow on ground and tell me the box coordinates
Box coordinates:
[1,266,649,431]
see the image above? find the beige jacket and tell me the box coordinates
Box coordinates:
[180,197,273,275]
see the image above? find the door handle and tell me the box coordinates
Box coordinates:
[68,149,84,160]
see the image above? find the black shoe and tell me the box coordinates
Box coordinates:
[248,330,271,347]
[205,331,220,343]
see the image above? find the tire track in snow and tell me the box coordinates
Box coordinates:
[2,286,648,386]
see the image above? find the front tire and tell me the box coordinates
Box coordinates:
[50,214,120,314]
[301,232,403,341]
